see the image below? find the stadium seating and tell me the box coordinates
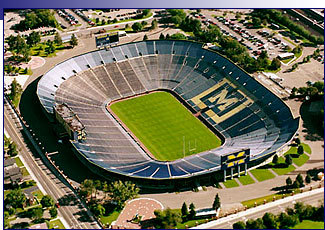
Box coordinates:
[37,40,299,180]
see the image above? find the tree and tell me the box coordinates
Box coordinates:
[5,189,26,209]
[292,180,300,189]
[132,22,143,32]
[212,193,221,210]
[181,202,189,220]
[49,207,58,218]
[45,40,55,54]
[101,19,106,25]
[96,18,100,24]
[141,21,148,26]
[296,174,304,187]
[54,32,62,46]
[245,218,264,229]
[142,9,151,17]
[29,207,43,220]
[125,24,129,29]
[233,221,246,229]
[285,154,292,165]
[91,203,105,217]
[286,177,293,188]
[151,19,158,30]
[171,15,183,26]
[278,212,299,228]
[189,203,196,219]
[143,34,148,41]
[8,142,18,156]
[262,212,278,229]
[270,57,281,70]
[252,17,262,27]
[154,208,181,229]
[159,33,165,40]
[272,154,279,164]
[112,18,118,23]
[305,174,311,184]
[102,181,109,199]
[295,138,301,145]
[80,179,95,198]
[70,34,78,48]
[93,180,102,198]
[41,195,54,208]
[165,34,170,40]
[170,33,187,40]
[297,145,304,155]
[109,180,139,210]
[26,31,41,46]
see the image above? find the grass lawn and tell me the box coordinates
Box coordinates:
[176,219,207,229]
[32,190,44,200]
[281,57,294,64]
[269,156,296,176]
[285,146,298,155]
[14,156,24,167]
[4,190,11,199]
[290,220,324,229]
[223,179,240,188]
[110,92,221,161]
[49,219,66,229]
[238,174,255,185]
[30,43,66,58]
[301,143,312,154]
[292,153,310,167]
[100,210,121,226]
[21,167,30,176]
[250,168,275,182]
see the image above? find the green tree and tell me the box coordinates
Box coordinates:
[159,33,165,40]
[245,218,264,229]
[154,208,181,229]
[125,24,129,29]
[29,207,43,220]
[8,142,18,156]
[41,195,54,208]
[94,180,102,198]
[112,18,118,23]
[278,212,299,228]
[109,180,139,210]
[49,207,58,218]
[269,57,281,70]
[142,9,151,17]
[26,31,41,47]
[45,40,55,54]
[171,15,183,26]
[4,211,10,229]
[96,18,100,24]
[80,179,95,198]
[286,177,293,188]
[132,22,143,32]
[252,17,262,27]
[233,221,246,229]
[212,193,221,210]
[70,34,78,48]
[305,174,311,184]
[91,203,105,217]
[297,145,304,155]
[141,21,148,26]
[54,32,62,46]
[170,33,187,40]
[181,202,189,220]
[285,154,292,165]
[296,174,304,187]
[143,34,148,41]
[165,34,170,40]
[189,203,196,219]
[272,154,279,164]
[262,212,278,229]
[151,19,158,30]
[101,19,106,25]
[295,138,301,145]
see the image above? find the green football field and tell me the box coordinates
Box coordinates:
[110,92,221,161]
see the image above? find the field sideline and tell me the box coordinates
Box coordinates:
[110,92,222,161]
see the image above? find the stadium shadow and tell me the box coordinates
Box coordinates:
[299,101,323,141]
[19,78,99,184]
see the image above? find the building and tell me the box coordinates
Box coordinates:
[4,167,23,185]
[29,223,48,229]
[277,52,294,60]
[54,103,86,141]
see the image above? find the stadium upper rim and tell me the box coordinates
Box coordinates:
[36,39,299,180]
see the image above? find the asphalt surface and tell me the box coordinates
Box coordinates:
[4,101,100,229]
[205,191,324,229]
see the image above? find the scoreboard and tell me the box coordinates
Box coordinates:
[221,149,250,170]
[95,32,119,48]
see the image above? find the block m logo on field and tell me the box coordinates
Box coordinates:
[207,88,239,114]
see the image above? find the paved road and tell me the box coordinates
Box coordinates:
[4,101,100,229]
[204,190,324,229]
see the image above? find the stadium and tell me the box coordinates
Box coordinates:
[36,40,299,190]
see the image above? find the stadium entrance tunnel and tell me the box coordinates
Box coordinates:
[34,40,299,189]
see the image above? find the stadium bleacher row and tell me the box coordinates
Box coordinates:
[37,40,299,180]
